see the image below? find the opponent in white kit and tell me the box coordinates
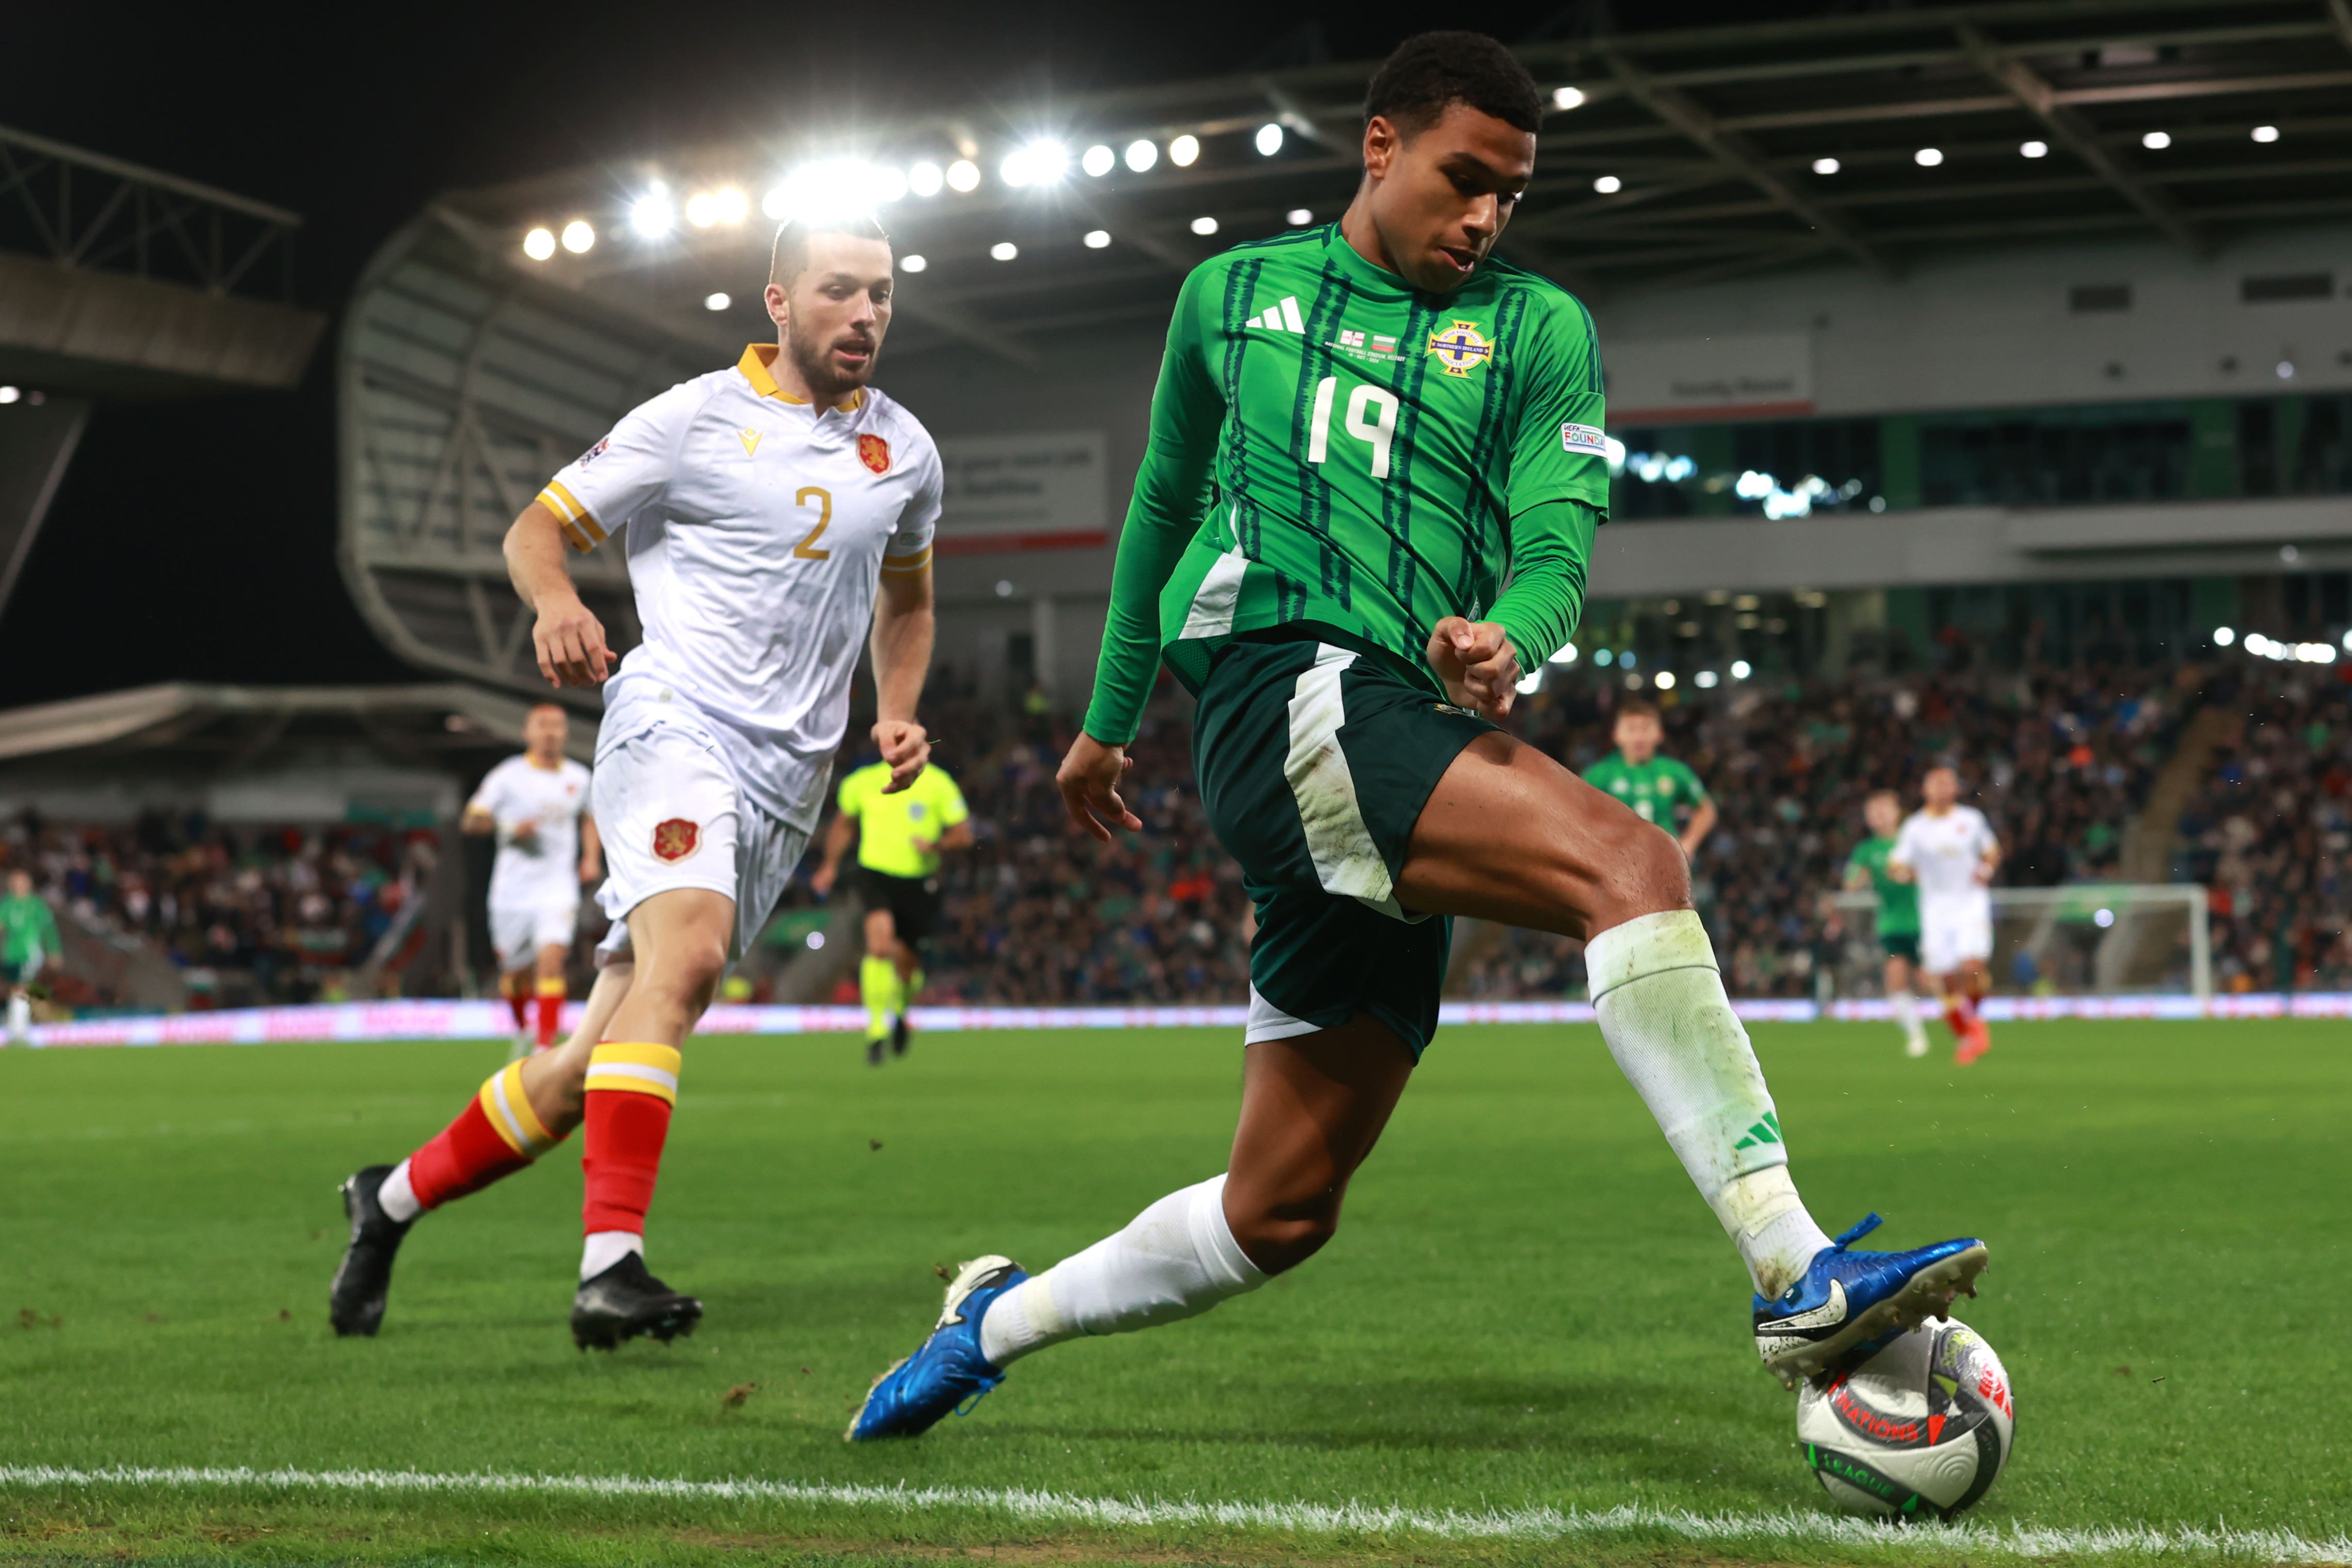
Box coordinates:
[330,213,944,1347]
[1890,765,2002,1065]
[462,702,598,1057]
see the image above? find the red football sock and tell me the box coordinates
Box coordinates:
[506,990,529,1031]
[1942,996,1972,1034]
[535,978,566,1048]
[581,1043,681,1234]
[407,1062,563,1208]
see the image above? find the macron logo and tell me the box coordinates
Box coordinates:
[1249,296,1307,333]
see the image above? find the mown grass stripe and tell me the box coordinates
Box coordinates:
[2,1464,2346,1562]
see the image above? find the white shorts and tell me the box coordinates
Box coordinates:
[1920,896,1994,975]
[488,896,579,969]
[592,720,817,964]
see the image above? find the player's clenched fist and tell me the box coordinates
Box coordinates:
[1425,617,1521,721]
[533,593,615,687]
[872,718,930,794]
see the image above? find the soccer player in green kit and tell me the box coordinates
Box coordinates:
[1583,699,1717,859]
[1,867,61,1046]
[850,31,1987,1441]
[1845,789,1931,1057]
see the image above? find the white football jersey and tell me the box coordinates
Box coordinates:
[537,344,943,827]
[470,754,593,907]
[1891,805,1999,906]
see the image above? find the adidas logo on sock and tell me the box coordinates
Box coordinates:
[1248,296,1306,333]
[1732,1110,1783,1151]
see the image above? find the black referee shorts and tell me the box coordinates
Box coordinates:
[855,866,943,944]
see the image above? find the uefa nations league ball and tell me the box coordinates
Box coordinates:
[1795,1318,2015,1520]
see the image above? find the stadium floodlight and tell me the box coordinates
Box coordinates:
[2252,124,2280,143]
[1001,139,1069,188]
[1731,659,1752,679]
[805,930,825,950]
[1812,157,1840,174]
[900,254,927,272]
[2141,130,2171,150]
[2021,140,2049,158]
[2277,360,2296,379]
[0,386,18,405]
[908,160,945,197]
[1603,435,1628,471]
[1190,215,1219,235]
[765,160,904,225]
[1914,147,1943,167]
[1125,138,1158,172]
[990,240,1018,261]
[1593,174,1621,193]
[2094,907,2116,929]
[1655,671,1677,690]
[1169,134,1200,167]
[2212,625,2235,646]
[1593,648,1613,666]
[522,227,556,260]
[560,220,595,253]
[2342,628,2352,653]
[1619,650,1637,669]
[1515,667,1544,695]
[1734,469,1773,499]
[685,191,720,228]
[1083,229,1111,248]
[1549,643,1578,665]
[1082,143,1115,176]
[703,292,730,311]
[1695,669,1719,688]
[1286,207,1312,224]
[629,189,673,237]
[1255,123,1284,156]
[1552,86,1585,110]
[946,158,981,192]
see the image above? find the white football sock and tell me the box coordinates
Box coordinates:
[1587,910,1834,1301]
[1890,987,1926,1043]
[580,1230,643,1281]
[7,992,29,1043]
[377,1158,422,1223]
[978,1173,1267,1367]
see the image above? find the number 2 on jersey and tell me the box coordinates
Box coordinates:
[1305,377,1398,480]
[793,486,833,560]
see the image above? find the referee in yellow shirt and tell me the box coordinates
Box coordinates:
[813,757,973,1063]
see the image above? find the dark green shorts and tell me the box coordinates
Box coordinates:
[1880,930,1921,963]
[1192,635,1496,1058]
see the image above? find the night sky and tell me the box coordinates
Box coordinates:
[0,0,1810,705]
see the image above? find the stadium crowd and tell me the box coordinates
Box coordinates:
[0,809,436,1007]
[8,655,2333,1010]
[2177,669,2352,993]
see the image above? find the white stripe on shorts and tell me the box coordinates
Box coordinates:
[1282,643,1396,910]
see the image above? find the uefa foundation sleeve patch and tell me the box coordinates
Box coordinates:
[1561,423,1608,454]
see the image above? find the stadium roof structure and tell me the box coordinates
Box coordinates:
[343,0,2352,696]
[448,0,2352,347]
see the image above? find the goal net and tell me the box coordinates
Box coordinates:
[1829,884,2212,1000]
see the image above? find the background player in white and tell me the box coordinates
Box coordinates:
[1890,766,2002,1065]
[330,213,943,1346]
[462,702,598,1058]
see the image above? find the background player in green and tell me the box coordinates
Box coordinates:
[1845,788,1930,1057]
[814,758,971,1064]
[852,30,1987,1442]
[2,867,62,1046]
[1583,698,1717,859]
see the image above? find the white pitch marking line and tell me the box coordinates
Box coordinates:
[2,1464,2348,1562]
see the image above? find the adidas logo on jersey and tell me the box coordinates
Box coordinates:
[1248,296,1306,333]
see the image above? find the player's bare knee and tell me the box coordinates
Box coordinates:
[1590,820,1691,927]
[1223,1183,1344,1275]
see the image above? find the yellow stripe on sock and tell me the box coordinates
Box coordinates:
[585,1041,682,1104]
[535,977,568,997]
[477,1062,556,1157]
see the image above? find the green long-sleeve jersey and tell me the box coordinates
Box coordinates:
[1081,223,1610,744]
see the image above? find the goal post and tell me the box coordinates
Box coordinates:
[1831,885,2212,1001]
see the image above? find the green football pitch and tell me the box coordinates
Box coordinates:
[1,1020,2345,1567]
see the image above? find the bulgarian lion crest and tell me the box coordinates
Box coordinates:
[652,818,700,863]
[858,433,891,474]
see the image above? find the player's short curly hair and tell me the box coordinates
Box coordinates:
[1363,31,1543,138]
[1616,698,1662,722]
[769,214,892,288]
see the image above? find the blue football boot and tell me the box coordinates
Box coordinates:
[847,1255,1026,1441]
[1753,1214,1988,1388]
